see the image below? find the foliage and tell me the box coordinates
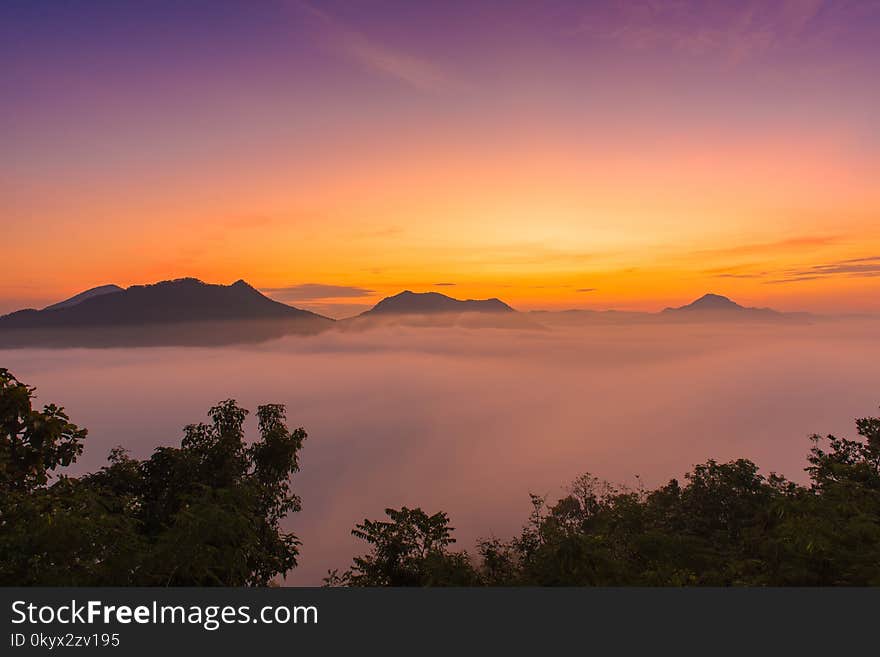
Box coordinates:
[332,411,880,586]
[0,369,307,586]
[0,368,87,492]
[325,507,480,586]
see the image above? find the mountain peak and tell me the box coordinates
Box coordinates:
[691,293,741,308]
[659,293,790,322]
[43,284,124,311]
[364,290,514,315]
[664,293,745,313]
[1,278,332,331]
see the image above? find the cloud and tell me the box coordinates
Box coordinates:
[765,276,823,284]
[832,256,880,266]
[693,235,837,259]
[296,2,456,94]
[262,284,375,301]
[434,282,456,287]
[572,0,828,64]
[766,255,880,284]
[701,251,880,285]
[454,243,602,268]
[12,317,880,585]
[713,273,766,279]
[779,0,826,36]
[576,288,597,293]
[705,264,771,279]
[294,302,373,319]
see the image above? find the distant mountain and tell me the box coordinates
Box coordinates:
[661,293,793,321]
[0,278,329,329]
[43,284,123,311]
[0,278,333,346]
[663,293,750,313]
[362,290,515,315]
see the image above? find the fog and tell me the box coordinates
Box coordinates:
[2,318,879,584]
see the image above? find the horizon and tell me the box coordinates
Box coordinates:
[0,274,854,320]
[3,1,880,316]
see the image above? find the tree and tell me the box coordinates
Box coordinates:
[0,368,87,493]
[332,410,880,586]
[0,369,308,586]
[325,507,480,586]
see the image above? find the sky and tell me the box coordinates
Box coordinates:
[2,0,880,316]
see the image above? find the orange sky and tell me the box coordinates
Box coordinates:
[3,1,879,316]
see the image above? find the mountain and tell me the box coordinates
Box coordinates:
[664,293,751,313]
[661,293,793,321]
[523,293,817,326]
[0,278,328,328]
[43,284,123,311]
[0,278,332,347]
[362,290,515,315]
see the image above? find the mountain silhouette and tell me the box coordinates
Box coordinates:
[362,290,515,315]
[664,293,749,313]
[0,278,332,347]
[43,284,124,311]
[661,293,790,320]
[0,278,328,329]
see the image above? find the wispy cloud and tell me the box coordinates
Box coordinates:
[702,250,880,284]
[693,235,837,259]
[293,302,373,319]
[446,242,604,268]
[296,2,456,94]
[704,264,770,279]
[576,288,597,293]
[767,255,880,284]
[434,282,456,287]
[262,283,375,301]
[713,273,766,279]
[572,0,828,64]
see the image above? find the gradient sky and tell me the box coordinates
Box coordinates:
[2,0,880,316]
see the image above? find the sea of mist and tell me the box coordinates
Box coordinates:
[3,317,879,584]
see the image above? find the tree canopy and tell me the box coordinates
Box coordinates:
[0,368,307,586]
[330,412,880,586]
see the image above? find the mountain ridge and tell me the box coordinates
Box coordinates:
[662,293,781,318]
[361,290,515,316]
[43,284,124,311]
[0,284,818,347]
[0,278,331,330]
